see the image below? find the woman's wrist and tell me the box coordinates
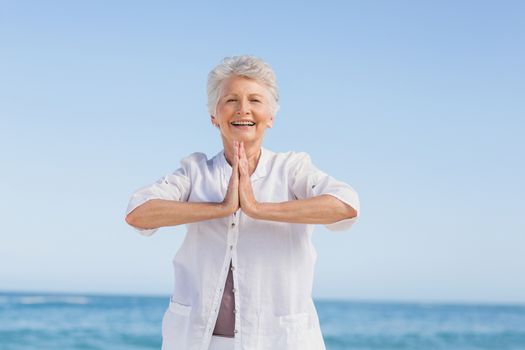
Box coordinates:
[219,201,238,217]
[242,201,261,219]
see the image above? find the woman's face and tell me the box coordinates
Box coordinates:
[212,75,274,145]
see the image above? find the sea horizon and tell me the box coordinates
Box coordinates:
[2,290,525,349]
[2,289,524,308]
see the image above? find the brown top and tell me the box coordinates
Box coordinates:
[212,260,235,337]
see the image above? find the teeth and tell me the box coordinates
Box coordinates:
[231,121,255,126]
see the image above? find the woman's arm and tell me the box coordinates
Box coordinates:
[125,199,232,229]
[126,142,241,230]
[236,142,358,225]
[245,194,358,224]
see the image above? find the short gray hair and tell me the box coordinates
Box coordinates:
[207,55,280,117]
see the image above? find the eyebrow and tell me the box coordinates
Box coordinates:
[223,93,265,98]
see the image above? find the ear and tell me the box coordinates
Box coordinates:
[266,115,274,128]
[211,115,219,128]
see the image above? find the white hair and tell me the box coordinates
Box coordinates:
[207,55,280,117]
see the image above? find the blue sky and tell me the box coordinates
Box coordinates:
[1,0,524,304]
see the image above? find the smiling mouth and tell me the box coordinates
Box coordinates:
[230,122,255,130]
[231,121,256,126]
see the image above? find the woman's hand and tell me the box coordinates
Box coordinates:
[221,141,259,217]
[221,141,240,215]
[238,141,259,217]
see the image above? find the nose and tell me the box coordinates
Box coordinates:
[235,98,250,115]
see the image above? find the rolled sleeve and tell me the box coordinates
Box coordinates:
[125,153,200,236]
[290,152,360,232]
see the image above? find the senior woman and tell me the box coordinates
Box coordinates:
[125,55,360,350]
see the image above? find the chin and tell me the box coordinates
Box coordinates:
[223,131,265,144]
[240,133,265,142]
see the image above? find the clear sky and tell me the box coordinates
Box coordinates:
[1,0,524,304]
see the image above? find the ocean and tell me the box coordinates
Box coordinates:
[1,291,524,350]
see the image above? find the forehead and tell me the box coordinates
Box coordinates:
[220,75,269,96]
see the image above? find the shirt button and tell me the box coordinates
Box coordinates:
[231,266,236,271]
[233,309,237,314]
[232,288,237,293]
[231,222,235,227]
[234,329,238,334]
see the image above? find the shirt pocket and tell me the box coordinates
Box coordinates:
[259,312,312,349]
[161,299,192,350]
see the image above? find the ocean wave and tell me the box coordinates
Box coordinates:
[15,296,90,305]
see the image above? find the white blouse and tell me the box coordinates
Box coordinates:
[125,147,360,350]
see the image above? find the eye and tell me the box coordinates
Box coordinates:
[250,99,261,103]
[226,98,237,102]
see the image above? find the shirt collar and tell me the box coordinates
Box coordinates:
[214,146,269,182]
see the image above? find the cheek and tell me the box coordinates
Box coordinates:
[257,112,273,124]
[217,107,232,120]
[254,104,272,117]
